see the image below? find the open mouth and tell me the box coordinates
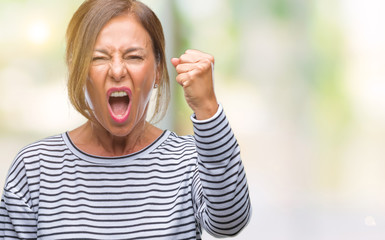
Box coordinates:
[107,88,131,123]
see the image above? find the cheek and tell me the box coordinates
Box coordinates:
[89,64,109,82]
[133,70,156,110]
[87,66,108,103]
[138,86,153,106]
[86,79,106,115]
[133,64,156,91]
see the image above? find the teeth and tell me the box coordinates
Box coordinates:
[110,91,127,97]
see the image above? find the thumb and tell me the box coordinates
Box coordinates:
[171,57,180,68]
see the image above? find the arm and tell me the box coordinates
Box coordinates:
[1,158,37,239]
[191,104,251,237]
[172,50,251,237]
[0,190,37,239]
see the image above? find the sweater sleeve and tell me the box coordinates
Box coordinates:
[191,104,251,237]
[0,156,37,240]
[0,190,37,239]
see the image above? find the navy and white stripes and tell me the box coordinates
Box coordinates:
[1,105,251,239]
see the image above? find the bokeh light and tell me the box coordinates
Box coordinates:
[27,20,50,44]
[1,0,385,239]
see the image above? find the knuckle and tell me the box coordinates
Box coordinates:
[196,64,205,72]
[177,73,190,83]
[198,60,211,71]
[186,71,193,78]
[180,53,189,62]
[185,49,195,54]
[209,55,215,63]
[185,71,196,81]
[176,75,184,84]
[175,65,183,73]
[201,58,211,65]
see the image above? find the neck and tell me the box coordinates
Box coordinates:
[93,121,148,156]
[70,119,162,157]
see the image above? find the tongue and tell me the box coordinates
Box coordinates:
[109,97,129,116]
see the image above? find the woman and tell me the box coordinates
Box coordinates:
[0,0,251,239]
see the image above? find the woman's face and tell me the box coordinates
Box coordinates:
[87,14,158,137]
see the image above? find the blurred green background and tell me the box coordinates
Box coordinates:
[1,0,385,239]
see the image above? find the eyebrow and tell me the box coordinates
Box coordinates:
[94,47,146,55]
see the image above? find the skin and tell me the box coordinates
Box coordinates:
[171,50,218,120]
[69,13,218,157]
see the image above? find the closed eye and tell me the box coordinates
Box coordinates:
[92,56,109,61]
[124,55,144,60]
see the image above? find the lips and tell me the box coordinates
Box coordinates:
[107,87,131,123]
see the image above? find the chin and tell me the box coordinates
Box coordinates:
[95,108,147,138]
[106,123,133,138]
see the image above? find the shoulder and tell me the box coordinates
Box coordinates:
[7,134,66,176]
[3,133,65,192]
[14,134,66,160]
[165,131,195,146]
[153,131,196,154]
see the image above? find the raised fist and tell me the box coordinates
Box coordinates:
[171,49,218,120]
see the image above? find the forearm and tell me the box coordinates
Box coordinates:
[192,104,251,237]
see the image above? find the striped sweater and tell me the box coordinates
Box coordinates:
[0,105,251,239]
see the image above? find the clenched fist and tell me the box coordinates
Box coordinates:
[171,49,218,120]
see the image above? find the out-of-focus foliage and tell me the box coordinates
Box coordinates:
[1,0,385,239]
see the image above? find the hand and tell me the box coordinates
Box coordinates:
[171,49,218,120]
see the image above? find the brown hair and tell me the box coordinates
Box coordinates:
[66,0,170,123]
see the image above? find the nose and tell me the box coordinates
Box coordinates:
[108,58,127,81]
